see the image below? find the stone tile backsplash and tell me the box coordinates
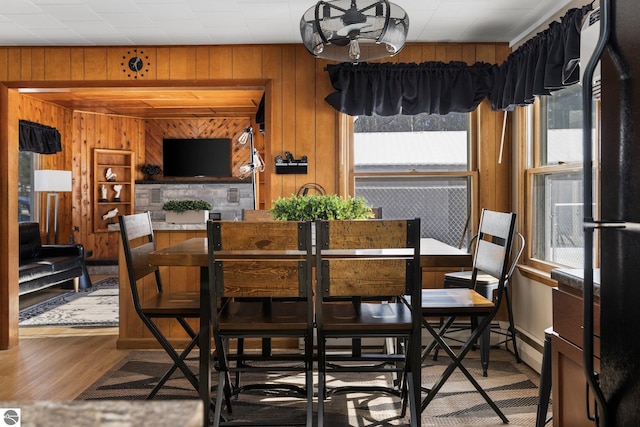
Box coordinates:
[135,182,253,221]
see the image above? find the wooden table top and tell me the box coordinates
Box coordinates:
[149,237,472,268]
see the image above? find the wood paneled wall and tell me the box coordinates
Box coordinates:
[144,117,252,180]
[70,112,145,259]
[0,42,510,349]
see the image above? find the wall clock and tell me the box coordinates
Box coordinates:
[121,48,150,79]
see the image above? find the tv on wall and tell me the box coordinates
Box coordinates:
[162,138,232,178]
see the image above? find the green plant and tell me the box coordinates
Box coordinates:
[162,199,212,213]
[269,194,374,221]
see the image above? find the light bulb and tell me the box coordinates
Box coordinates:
[237,127,252,144]
[239,164,252,177]
[313,33,324,55]
[349,39,360,61]
[253,150,265,172]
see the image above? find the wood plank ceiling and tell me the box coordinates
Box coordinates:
[19,86,265,119]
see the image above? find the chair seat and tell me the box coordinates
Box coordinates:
[421,288,494,316]
[322,302,412,332]
[444,270,499,285]
[219,300,309,331]
[139,291,201,316]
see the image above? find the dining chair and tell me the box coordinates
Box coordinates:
[118,212,202,399]
[315,218,422,427]
[207,220,314,427]
[236,208,276,385]
[420,209,516,423]
[432,230,525,375]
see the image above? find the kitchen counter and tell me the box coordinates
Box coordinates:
[551,267,601,298]
[0,400,203,427]
[108,221,207,231]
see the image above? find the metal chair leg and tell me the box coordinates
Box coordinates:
[505,285,521,363]
[421,315,509,423]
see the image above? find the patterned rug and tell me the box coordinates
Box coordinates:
[76,348,547,426]
[19,277,119,327]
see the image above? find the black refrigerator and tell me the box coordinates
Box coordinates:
[585,0,640,425]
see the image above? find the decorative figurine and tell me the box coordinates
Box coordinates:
[105,168,117,182]
[99,184,108,202]
[102,207,118,221]
[113,184,122,202]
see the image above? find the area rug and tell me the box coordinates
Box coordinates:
[76,348,547,426]
[19,277,119,327]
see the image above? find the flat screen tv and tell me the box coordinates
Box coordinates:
[162,138,231,178]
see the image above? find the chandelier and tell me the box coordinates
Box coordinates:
[300,0,409,63]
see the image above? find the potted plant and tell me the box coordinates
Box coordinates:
[162,199,212,224]
[269,194,374,221]
[141,164,162,180]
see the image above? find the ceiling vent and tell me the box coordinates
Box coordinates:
[580,8,601,100]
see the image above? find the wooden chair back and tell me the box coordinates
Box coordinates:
[316,219,420,299]
[211,220,305,251]
[318,218,411,250]
[208,220,312,299]
[118,212,161,308]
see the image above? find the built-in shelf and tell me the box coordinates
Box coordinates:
[93,148,135,233]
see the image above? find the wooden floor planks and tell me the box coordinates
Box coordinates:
[0,329,127,401]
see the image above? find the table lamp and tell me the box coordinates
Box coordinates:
[34,169,72,244]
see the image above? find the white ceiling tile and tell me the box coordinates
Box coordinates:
[37,4,102,22]
[64,21,120,35]
[30,0,85,4]
[2,1,44,14]
[85,0,142,14]
[100,12,156,28]
[7,13,66,29]
[0,0,582,46]
[136,4,197,20]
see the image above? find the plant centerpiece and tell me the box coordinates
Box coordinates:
[269,194,374,221]
[141,164,162,180]
[162,199,212,224]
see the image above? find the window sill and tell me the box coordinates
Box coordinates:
[517,264,558,287]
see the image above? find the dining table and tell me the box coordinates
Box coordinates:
[147,237,471,426]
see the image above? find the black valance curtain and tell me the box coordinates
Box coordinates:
[325,61,497,116]
[490,4,593,111]
[19,120,62,154]
[324,4,592,115]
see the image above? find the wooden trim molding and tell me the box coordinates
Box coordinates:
[517,264,558,287]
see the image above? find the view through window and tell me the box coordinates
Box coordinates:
[353,113,473,247]
[529,83,598,269]
[18,151,35,222]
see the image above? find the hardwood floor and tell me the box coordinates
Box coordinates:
[2,274,129,401]
[0,330,127,401]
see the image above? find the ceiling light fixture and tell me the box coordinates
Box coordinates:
[300,0,409,63]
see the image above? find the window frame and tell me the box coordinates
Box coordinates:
[18,150,40,223]
[340,111,480,244]
[522,90,600,274]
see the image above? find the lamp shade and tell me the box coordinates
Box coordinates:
[34,170,72,192]
[300,0,409,63]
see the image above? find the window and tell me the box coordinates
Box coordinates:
[352,112,475,247]
[18,151,36,222]
[526,84,598,270]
